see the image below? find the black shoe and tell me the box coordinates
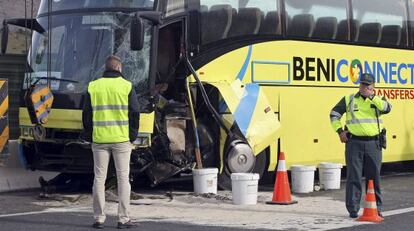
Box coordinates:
[349,212,358,218]
[43,185,57,194]
[117,220,136,229]
[38,176,47,187]
[92,222,104,229]
[378,211,383,218]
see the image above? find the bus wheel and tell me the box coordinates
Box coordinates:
[218,139,267,190]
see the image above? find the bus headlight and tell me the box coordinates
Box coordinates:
[66,83,75,91]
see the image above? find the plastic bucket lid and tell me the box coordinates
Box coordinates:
[231,173,260,181]
[290,165,316,172]
[192,168,218,175]
[318,162,343,169]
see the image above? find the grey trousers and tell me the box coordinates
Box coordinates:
[92,142,132,223]
[345,138,382,214]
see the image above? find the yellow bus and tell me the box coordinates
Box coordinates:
[1,0,414,188]
[192,0,414,186]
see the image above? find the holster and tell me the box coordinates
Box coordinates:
[379,128,387,149]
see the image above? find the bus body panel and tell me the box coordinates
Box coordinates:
[20,108,83,130]
[208,79,280,155]
[197,40,414,168]
[19,108,155,134]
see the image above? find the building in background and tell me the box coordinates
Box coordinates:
[0,0,40,54]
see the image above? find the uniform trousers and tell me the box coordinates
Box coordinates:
[345,138,382,214]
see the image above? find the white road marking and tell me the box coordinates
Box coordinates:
[383,207,414,217]
[0,207,89,218]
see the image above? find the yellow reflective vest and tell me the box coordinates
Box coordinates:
[330,93,392,137]
[88,77,132,143]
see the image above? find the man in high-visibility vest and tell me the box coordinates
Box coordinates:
[83,55,140,229]
[330,73,391,219]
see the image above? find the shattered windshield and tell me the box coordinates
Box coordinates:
[27,12,152,93]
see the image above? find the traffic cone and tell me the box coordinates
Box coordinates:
[266,152,297,205]
[357,180,384,222]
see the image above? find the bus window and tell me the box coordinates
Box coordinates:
[285,0,347,40]
[231,0,279,36]
[380,25,402,46]
[227,7,264,38]
[352,0,407,46]
[400,21,409,47]
[407,2,414,47]
[199,0,278,44]
[259,11,280,35]
[335,20,349,41]
[200,3,234,44]
[287,14,315,38]
[312,17,338,40]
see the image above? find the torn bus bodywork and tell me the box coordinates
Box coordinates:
[1,0,281,188]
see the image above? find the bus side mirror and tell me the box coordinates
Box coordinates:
[130,16,144,51]
[1,23,9,55]
[139,12,162,25]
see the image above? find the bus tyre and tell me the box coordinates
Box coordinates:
[218,139,267,190]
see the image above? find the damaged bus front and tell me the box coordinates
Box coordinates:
[1,0,281,188]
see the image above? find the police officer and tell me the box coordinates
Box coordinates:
[83,55,140,229]
[329,73,391,219]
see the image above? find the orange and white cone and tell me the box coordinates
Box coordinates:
[357,180,384,222]
[266,152,297,205]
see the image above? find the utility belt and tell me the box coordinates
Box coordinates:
[348,133,379,141]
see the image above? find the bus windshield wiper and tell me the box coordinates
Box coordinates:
[32,77,79,85]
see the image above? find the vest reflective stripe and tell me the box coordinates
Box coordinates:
[382,101,390,111]
[330,111,342,122]
[346,119,383,124]
[93,120,129,126]
[345,94,383,137]
[88,77,132,143]
[349,94,358,122]
[330,111,342,118]
[93,105,129,111]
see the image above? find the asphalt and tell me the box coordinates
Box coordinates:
[0,172,414,230]
[0,212,257,231]
[335,212,414,231]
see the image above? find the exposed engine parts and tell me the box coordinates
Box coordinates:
[139,100,195,186]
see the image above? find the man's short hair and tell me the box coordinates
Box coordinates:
[105,55,122,71]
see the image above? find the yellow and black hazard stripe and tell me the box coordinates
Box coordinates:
[0,79,8,156]
[26,84,53,124]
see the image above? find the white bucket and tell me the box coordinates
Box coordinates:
[318,162,343,190]
[231,173,260,205]
[192,168,218,194]
[290,165,316,193]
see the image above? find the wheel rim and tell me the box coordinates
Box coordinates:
[226,141,255,173]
